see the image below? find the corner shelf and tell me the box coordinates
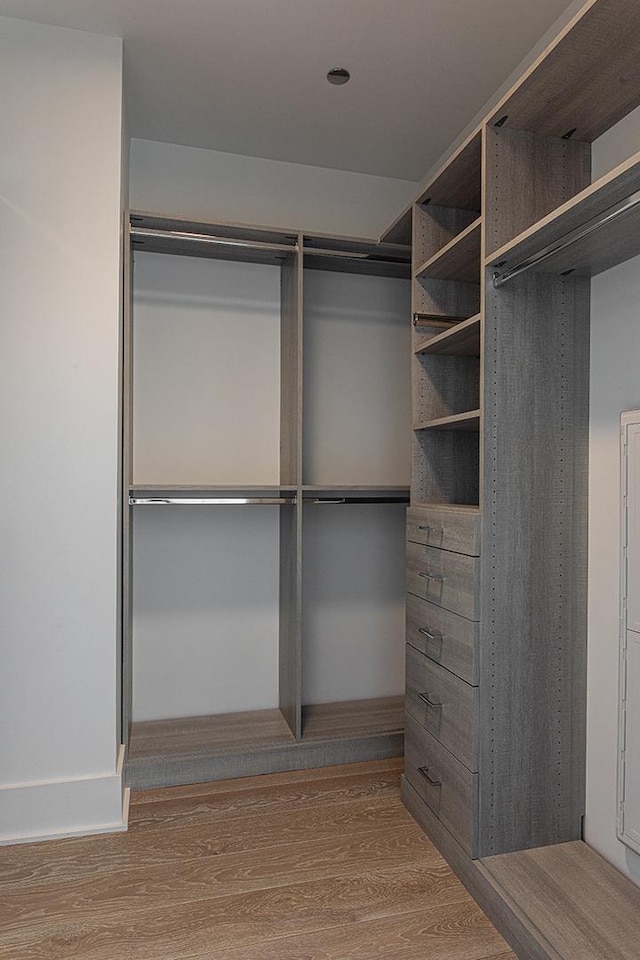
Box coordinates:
[414,218,482,283]
[416,128,483,211]
[414,314,481,357]
[487,149,640,279]
[414,410,481,432]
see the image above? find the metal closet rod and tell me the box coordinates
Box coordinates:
[492,188,640,288]
[304,497,409,504]
[129,497,296,506]
[130,226,297,254]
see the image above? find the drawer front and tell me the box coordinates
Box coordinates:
[407,541,480,621]
[406,506,480,556]
[404,712,477,857]
[406,644,477,771]
[406,592,478,685]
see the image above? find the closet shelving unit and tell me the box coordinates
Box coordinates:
[396,0,640,956]
[122,212,411,788]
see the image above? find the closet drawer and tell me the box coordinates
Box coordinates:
[406,541,480,621]
[406,592,478,685]
[406,644,477,771]
[404,713,477,857]
[407,506,480,556]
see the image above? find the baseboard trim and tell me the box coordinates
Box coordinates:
[0,744,129,845]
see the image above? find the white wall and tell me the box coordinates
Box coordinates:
[586,106,640,884]
[0,17,126,842]
[130,139,417,239]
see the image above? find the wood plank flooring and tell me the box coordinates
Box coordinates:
[0,758,512,960]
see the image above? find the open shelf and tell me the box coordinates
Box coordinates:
[415,218,482,283]
[302,485,409,503]
[488,0,640,141]
[379,205,412,246]
[414,410,481,432]
[301,696,404,741]
[125,700,404,789]
[415,314,481,357]
[417,128,483,211]
[412,501,480,514]
[487,148,640,279]
[303,234,411,279]
[130,484,297,497]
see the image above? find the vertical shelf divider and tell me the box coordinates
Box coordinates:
[278,236,304,739]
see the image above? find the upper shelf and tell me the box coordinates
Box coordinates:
[416,129,482,212]
[488,0,640,141]
[487,149,640,281]
[379,205,412,247]
[415,218,481,284]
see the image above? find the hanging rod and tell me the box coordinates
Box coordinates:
[492,188,640,288]
[304,497,409,504]
[129,497,296,506]
[130,227,297,254]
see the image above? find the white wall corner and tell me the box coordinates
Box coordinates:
[0,745,129,846]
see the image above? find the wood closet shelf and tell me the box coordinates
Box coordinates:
[130,484,298,497]
[414,410,481,432]
[487,148,640,277]
[414,218,481,284]
[416,128,482,211]
[414,314,481,357]
[126,698,404,790]
[487,0,640,141]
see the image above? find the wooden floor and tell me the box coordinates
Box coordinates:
[0,758,514,960]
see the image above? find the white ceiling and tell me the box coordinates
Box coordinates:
[0,0,577,181]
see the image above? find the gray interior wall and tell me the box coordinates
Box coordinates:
[302,504,407,704]
[303,270,411,485]
[132,251,281,486]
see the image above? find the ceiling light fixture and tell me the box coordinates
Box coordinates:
[327,67,350,85]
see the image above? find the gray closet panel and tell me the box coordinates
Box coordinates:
[481,271,590,855]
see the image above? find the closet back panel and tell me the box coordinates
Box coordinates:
[302,270,411,485]
[302,503,406,704]
[132,505,280,721]
[132,251,281,485]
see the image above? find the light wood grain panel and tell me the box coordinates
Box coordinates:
[487,0,640,141]
[0,865,470,960]
[0,825,435,930]
[406,593,479,686]
[0,796,407,887]
[129,769,404,832]
[414,411,481,432]
[211,899,508,960]
[406,645,477,771]
[132,756,403,804]
[481,841,640,960]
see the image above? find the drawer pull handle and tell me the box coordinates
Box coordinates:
[419,572,445,583]
[418,524,444,537]
[418,692,442,709]
[418,766,442,786]
[418,627,442,642]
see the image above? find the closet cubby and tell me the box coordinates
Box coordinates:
[122,213,411,788]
